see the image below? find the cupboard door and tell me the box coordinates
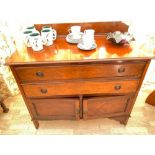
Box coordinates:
[83,95,131,119]
[28,98,80,120]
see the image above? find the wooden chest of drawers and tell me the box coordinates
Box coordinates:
[10,60,149,129]
[6,22,155,129]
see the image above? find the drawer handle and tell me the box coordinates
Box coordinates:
[40,89,47,94]
[76,109,79,114]
[114,85,121,90]
[118,67,125,73]
[36,71,44,77]
[83,110,87,114]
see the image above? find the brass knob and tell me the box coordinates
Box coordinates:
[76,109,79,114]
[114,85,121,90]
[36,71,44,77]
[40,89,47,94]
[118,67,125,73]
[83,110,87,114]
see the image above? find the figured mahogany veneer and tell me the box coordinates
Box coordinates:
[28,98,80,120]
[83,95,132,119]
[22,79,139,97]
[34,21,128,35]
[6,21,155,129]
[15,62,145,82]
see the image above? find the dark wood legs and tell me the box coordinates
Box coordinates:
[145,90,155,106]
[0,100,9,113]
[32,120,39,129]
[110,115,130,125]
[32,116,130,129]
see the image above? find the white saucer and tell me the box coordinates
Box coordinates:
[77,42,97,51]
[66,32,83,44]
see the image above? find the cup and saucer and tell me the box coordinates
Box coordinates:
[66,32,83,44]
[77,36,97,51]
[77,29,97,51]
[66,25,83,44]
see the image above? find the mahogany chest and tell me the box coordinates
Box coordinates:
[6,22,154,129]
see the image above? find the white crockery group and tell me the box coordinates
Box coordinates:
[22,25,57,51]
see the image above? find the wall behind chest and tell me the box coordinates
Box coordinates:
[0,0,155,24]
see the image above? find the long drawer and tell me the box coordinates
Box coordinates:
[22,79,139,97]
[15,62,146,82]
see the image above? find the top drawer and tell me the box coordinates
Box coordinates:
[15,62,146,83]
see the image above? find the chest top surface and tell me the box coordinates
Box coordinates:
[6,22,155,65]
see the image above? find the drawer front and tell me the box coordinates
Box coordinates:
[15,63,145,82]
[28,98,80,120]
[83,95,131,119]
[22,79,139,97]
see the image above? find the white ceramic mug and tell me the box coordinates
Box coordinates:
[41,29,57,46]
[68,26,81,39]
[22,30,33,47]
[26,26,36,32]
[42,26,52,30]
[29,33,43,51]
[25,26,40,34]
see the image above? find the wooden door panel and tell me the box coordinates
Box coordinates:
[83,95,131,119]
[28,98,80,120]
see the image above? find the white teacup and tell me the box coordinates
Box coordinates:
[22,30,33,47]
[82,35,95,49]
[68,26,81,39]
[41,29,57,46]
[82,29,95,49]
[29,33,43,51]
[84,29,95,41]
